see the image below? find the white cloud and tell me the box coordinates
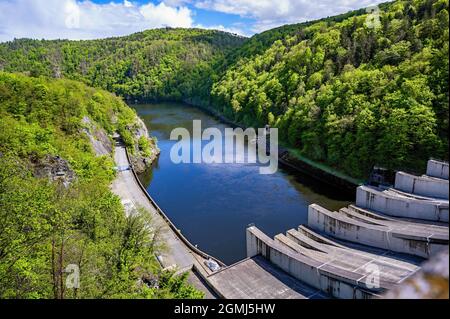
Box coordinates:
[0,0,194,42]
[193,0,389,33]
[0,0,392,42]
[195,24,248,37]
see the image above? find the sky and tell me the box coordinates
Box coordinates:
[0,0,388,42]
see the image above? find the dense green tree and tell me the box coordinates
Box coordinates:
[0,28,245,104]
[212,0,448,177]
[0,1,447,178]
[0,73,203,299]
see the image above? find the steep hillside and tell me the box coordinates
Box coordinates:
[0,1,448,179]
[226,3,384,61]
[0,28,246,102]
[0,72,201,299]
[212,0,449,178]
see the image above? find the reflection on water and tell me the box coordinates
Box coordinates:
[134,102,352,265]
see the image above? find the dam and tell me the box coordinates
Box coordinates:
[207,159,449,298]
[123,103,448,299]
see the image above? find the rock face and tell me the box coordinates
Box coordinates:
[81,116,113,156]
[32,155,75,187]
[128,116,160,174]
[81,114,158,173]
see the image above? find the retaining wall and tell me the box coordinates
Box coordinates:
[307,204,447,259]
[356,186,449,222]
[395,172,449,200]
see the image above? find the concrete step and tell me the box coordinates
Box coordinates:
[307,204,449,259]
[347,205,449,229]
[386,187,449,202]
[395,171,449,200]
[284,228,420,284]
[356,185,449,222]
[340,207,448,239]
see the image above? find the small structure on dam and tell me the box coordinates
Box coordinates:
[208,159,449,299]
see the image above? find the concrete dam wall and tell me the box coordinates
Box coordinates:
[395,171,449,200]
[241,159,449,299]
[427,160,449,180]
[307,204,448,259]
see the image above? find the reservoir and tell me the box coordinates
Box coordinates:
[134,102,352,265]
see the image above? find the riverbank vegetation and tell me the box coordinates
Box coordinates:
[1,0,447,179]
[0,73,203,299]
[212,0,449,177]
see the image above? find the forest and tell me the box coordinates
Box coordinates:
[211,0,449,177]
[0,0,447,178]
[0,72,203,299]
[0,0,448,298]
[0,28,245,102]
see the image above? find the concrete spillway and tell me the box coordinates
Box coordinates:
[395,171,449,200]
[240,159,449,299]
[278,226,420,285]
[356,185,448,222]
[246,226,383,298]
[308,204,448,259]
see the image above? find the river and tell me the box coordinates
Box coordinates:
[134,102,352,265]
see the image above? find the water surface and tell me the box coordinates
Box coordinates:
[134,102,352,265]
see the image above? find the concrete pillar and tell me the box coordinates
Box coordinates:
[246,226,259,258]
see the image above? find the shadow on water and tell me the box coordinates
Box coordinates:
[280,165,355,202]
[138,155,159,187]
[133,102,353,265]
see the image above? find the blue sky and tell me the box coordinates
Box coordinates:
[0,0,388,42]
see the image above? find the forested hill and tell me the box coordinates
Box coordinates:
[212,0,449,178]
[0,72,203,298]
[226,3,390,61]
[0,0,448,179]
[0,28,246,102]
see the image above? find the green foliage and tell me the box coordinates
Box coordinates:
[0,1,447,178]
[211,0,449,177]
[138,136,153,158]
[0,73,202,299]
[0,28,245,104]
[0,0,447,299]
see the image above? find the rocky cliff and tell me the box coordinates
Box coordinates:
[128,116,160,173]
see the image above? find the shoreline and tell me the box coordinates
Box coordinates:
[133,99,362,195]
[192,103,362,194]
